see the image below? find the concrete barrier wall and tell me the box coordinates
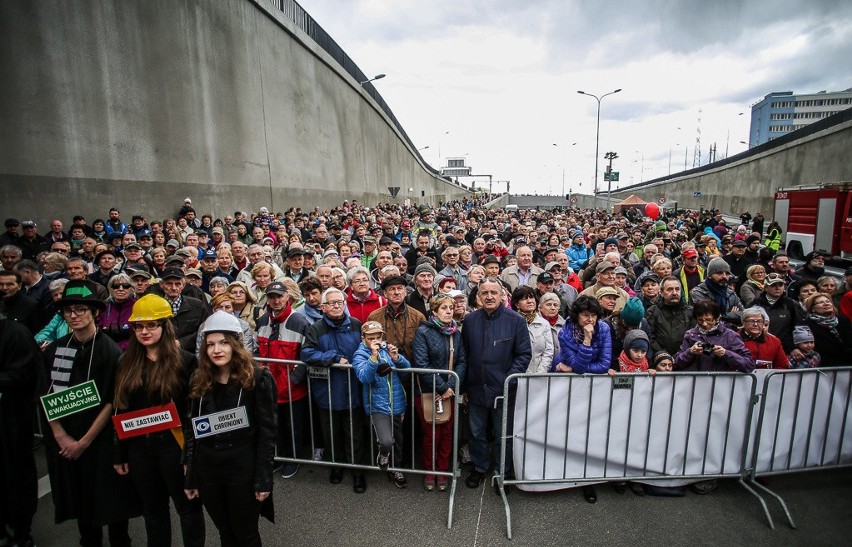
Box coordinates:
[0,0,468,225]
[610,119,852,217]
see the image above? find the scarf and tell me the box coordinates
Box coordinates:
[809,312,839,337]
[430,315,457,335]
[703,277,729,312]
[746,279,764,291]
[618,350,648,373]
[519,309,537,325]
[572,322,596,345]
[544,314,559,326]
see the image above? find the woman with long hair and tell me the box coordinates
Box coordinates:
[112,294,205,546]
[184,312,276,547]
[739,264,767,307]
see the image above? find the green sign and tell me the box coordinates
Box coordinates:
[610,171,619,181]
[40,380,102,421]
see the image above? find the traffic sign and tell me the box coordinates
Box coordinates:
[388,186,400,198]
[658,197,665,204]
[694,191,702,198]
[571,196,578,204]
[610,172,619,181]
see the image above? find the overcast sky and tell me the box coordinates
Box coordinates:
[301,0,852,196]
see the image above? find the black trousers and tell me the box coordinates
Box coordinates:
[197,445,261,547]
[0,417,37,541]
[126,433,205,547]
[77,519,130,547]
[317,407,368,471]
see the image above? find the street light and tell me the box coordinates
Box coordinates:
[578,88,622,211]
[552,142,577,198]
[359,73,386,85]
[417,145,430,151]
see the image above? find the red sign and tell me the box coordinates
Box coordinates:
[775,191,788,200]
[113,402,181,440]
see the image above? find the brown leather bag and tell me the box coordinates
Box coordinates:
[420,336,454,425]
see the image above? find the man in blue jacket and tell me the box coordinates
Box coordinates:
[461,278,532,488]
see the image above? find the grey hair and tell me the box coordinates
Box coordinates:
[346,266,370,284]
[49,278,69,293]
[742,306,770,324]
[321,287,345,305]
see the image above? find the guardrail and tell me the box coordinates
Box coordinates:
[493,369,852,539]
[255,358,461,528]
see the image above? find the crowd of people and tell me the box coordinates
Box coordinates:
[1,196,850,546]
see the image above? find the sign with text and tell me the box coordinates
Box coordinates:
[113,402,181,440]
[40,380,101,421]
[192,406,250,439]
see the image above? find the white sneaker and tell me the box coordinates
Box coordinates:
[313,448,324,461]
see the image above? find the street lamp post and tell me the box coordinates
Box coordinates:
[359,73,386,85]
[578,88,621,212]
[604,151,618,206]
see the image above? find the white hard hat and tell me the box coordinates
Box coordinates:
[201,311,242,336]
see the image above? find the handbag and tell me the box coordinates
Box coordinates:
[420,336,454,425]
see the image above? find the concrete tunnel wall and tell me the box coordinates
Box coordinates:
[0,0,469,226]
[610,118,852,218]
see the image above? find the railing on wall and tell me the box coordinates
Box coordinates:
[263,0,450,182]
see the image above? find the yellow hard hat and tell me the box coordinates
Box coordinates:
[128,294,174,322]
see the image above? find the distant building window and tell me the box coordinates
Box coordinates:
[447,159,465,168]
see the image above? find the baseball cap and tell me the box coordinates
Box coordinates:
[361,321,385,334]
[537,272,555,284]
[765,273,786,286]
[266,281,287,296]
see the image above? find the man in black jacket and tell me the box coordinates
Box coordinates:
[159,268,209,351]
[0,271,40,335]
[754,273,805,353]
[647,276,694,356]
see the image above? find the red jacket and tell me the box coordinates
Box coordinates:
[345,288,387,324]
[742,331,789,370]
[256,302,312,402]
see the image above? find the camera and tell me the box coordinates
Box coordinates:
[701,343,714,355]
[436,399,444,414]
[379,341,387,350]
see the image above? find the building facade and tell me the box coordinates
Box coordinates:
[749,88,852,146]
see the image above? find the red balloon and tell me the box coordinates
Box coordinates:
[645,202,660,220]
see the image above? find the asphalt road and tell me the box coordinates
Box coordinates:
[30,445,852,546]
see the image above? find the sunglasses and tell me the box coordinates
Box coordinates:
[113,283,133,289]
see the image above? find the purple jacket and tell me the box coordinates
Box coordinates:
[98,297,136,351]
[674,322,754,373]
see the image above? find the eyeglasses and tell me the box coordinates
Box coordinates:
[743,319,764,325]
[51,248,68,254]
[113,283,132,289]
[132,322,162,332]
[445,253,459,257]
[62,306,90,316]
[324,300,345,307]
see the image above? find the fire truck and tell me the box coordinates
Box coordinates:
[773,183,852,260]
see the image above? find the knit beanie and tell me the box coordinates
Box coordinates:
[414,263,437,278]
[653,351,674,368]
[623,329,650,352]
[707,258,731,277]
[620,297,645,327]
[792,325,814,345]
[604,237,619,248]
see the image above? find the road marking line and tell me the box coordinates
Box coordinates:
[473,479,486,546]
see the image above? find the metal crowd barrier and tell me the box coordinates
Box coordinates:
[748,367,852,529]
[255,358,461,528]
[494,372,766,539]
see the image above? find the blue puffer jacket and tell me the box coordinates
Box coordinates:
[566,244,593,273]
[353,344,410,416]
[300,313,363,410]
[552,320,612,374]
[412,321,467,396]
[461,306,531,407]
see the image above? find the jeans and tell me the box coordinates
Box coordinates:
[468,398,514,475]
[276,398,307,459]
[370,413,403,467]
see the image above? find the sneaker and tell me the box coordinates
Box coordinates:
[388,471,407,489]
[313,448,324,461]
[436,475,449,491]
[377,451,390,471]
[281,463,299,479]
[423,474,436,491]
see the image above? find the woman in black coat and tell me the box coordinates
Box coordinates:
[803,293,852,367]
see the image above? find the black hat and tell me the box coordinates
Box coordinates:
[804,251,825,263]
[379,236,393,245]
[731,240,747,247]
[287,248,306,258]
[4,218,19,228]
[381,276,408,290]
[164,255,185,266]
[266,281,287,296]
[537,272,555,284]
[58,280,106,310]
[160,268,185,280]
[95,249,117,263]
[745,234,760,246]
[482,255,500,266]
